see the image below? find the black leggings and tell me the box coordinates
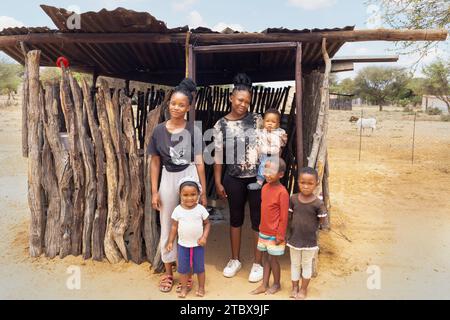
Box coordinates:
[222,173,261,231]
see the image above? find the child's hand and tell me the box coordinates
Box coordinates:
[166,242,173,252]
[197,236,207,247]
[275,238,283,245]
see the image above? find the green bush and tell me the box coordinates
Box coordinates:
[426,107,442,115]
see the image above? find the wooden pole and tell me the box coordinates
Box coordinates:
[315,38,332,192]
[41,84,61,259]
[20,42,29,158]
[122,92,144,264]
[60,67,85,256]
[359,109,363,161]
[96,80,122,263]
[42,82,74,258]
[81,79,107,261]
[187,44,196,125]
[143,105,164,270]
[295,42,304,171]
[412,112,417,165]
[27,50,44,257]
[193,42,298,53]
[0,29,446,47]
[108,88,130,262]
[69,74,97,260]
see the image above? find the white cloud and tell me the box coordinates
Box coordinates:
[212,22,244,32]
[188,10,206,29]
[67,5,81,14]
[287,0,337,10]
[0,16,24,31]
[172,0,198,11]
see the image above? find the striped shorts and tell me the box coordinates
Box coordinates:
[257,232,285,256]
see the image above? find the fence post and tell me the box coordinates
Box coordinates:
[358,109,363,161]
[411,112,417,164]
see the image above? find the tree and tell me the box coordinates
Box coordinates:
[331,78,355,95]
[369,0,450,55]
[0,60,23,103]
[353,66,411,111]
[422,59,450,112]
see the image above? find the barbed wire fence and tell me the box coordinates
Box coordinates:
[328,106,450,168]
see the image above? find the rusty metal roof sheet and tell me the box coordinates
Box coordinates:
[0,5,354,85]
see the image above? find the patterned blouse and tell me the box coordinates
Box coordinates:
[213,113,263,178]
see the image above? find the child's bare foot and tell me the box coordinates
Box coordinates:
[196,288,205,297]
[290,287,299,298]
[178,287,188,298]
[250,285,267,295]
[266,284,281,295]
[296,288,307,300]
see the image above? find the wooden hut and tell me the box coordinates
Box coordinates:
[0,5,446,271]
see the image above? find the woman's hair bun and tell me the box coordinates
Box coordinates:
[173,78,197,103]
[233,73,252,89]
[177,78,197,94]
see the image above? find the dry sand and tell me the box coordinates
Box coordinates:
[1,101,449,299]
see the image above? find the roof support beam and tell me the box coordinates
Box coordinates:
[0,29,446,47]
[193,42,297,53]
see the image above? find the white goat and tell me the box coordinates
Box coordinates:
[356,117,377,134]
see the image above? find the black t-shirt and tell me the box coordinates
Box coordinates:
[148,121,204,172]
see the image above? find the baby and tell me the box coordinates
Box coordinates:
[248,109,287,190]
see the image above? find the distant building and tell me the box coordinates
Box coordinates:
[422,95,449,114]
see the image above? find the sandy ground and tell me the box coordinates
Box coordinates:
[0,100,449,300]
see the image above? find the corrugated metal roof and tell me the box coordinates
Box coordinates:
[40,5,189,33]
[0,5,353,85]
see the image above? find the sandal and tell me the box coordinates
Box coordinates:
[176,277,193,293]
[159,274,174,293]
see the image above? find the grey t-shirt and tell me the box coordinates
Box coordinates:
[287,195,328,249]
[148,121,203,172]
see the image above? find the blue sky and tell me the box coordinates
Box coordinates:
[0,0,448,80]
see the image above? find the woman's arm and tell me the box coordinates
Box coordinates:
[150,155,162,211]
[195,154,208,206]
[214,163,227,199]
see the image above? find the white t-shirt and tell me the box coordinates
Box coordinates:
[171,204,209,248]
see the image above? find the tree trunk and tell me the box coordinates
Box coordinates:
[81,79,107,261]
[21,48,29,158]
[43,83,73,258]
[143,106,163,267]
[27,50,45,257]
[315,39,332,194]
[105,85,130,261]
[96,80,122,263]
[122,92,144,264]
[40,83,61,258]
[60,68,85,256]
[69,74,97,260]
